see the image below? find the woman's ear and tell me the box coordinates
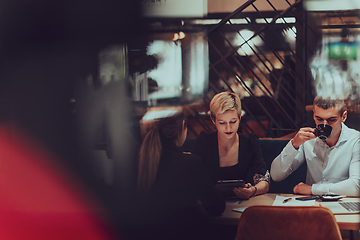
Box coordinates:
[176,120,187,147]
[211,118,217,130]
[182,120,186,131]
[210,116,215,125]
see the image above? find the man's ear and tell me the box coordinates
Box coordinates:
[342,111,347,122]
[312,107,316,121]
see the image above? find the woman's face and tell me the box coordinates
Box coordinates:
[213,110,240,139]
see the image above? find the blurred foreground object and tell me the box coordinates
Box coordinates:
[0,123,116,240]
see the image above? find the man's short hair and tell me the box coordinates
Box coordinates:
[313,96,347,115]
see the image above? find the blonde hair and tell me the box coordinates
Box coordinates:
[137,109,186,192]
[210,91,242,121]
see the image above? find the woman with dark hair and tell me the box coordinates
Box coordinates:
[135,107,225,240]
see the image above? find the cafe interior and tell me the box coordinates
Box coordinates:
[0,0,359,239]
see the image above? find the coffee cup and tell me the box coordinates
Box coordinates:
[314,124,332,140]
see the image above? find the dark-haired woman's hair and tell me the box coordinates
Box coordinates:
[137,109,186,192]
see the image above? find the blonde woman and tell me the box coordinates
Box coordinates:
[136,108,225,240]
[192,92,269,199]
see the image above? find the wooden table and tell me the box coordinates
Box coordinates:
[211,193,360,230]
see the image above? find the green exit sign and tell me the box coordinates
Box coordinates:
[328,42,357,60]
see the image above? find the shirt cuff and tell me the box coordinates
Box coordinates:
[311,183,330,196]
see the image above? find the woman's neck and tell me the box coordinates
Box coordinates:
[218,132,239,167]
[218,132,238,150]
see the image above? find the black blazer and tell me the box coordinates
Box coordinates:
[192,131,267,185]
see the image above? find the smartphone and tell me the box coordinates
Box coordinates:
[295,196,317,201]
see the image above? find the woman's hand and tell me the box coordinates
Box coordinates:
[233,183,256,200]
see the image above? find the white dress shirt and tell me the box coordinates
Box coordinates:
[270,123,360,196]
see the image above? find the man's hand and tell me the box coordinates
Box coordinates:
[233,183,255,200]
[293,182,312,195]
[292,127,316,149]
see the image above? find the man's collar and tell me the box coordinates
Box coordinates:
[336,122,348,145]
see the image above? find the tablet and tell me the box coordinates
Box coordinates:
[215,180,245,198]
[216,179,245,188]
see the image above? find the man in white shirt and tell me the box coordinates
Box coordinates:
[270,97,360,196]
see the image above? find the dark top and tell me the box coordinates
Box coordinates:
[192,131,267,185]
[219,163,240,180]
[133,135,226,240]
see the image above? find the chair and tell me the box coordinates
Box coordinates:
[235,205,342,240]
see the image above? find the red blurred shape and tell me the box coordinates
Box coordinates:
[0,123,116,240]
